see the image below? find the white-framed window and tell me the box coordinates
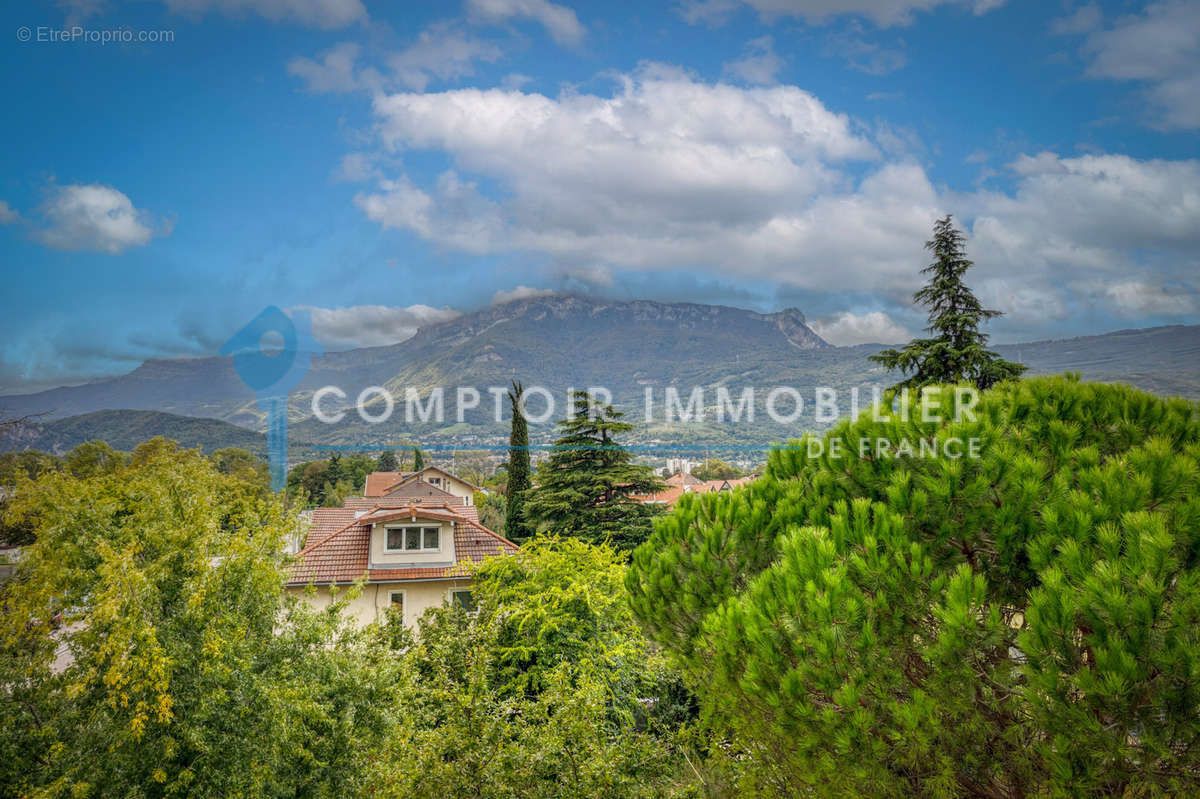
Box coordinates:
[382,589,405,624]
[451,589,476,613]
[384,525,441,553]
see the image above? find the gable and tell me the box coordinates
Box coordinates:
[289,503,518,586]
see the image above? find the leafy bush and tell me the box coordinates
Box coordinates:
[0,440,399,797]
[358,536,696,799]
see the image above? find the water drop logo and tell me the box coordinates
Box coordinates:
[220,307,321,491]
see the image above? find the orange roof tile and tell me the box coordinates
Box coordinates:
[288,503,517,586]
[381,466,481,495]
[631,485,687,507]
[364,471,412,496]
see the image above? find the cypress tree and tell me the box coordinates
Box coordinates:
[871,214,1026,391]
[505,381,533,542]
[525,391,665,550]
[411,447,424,471]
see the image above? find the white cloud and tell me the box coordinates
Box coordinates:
[809,311,911,345]
[297,304,461,349]
[355,172,506,253]
[466,0,585,46]
[57,0,108,26]
[0,201,19,225]
[388,22,504,91]
[822,24,908,74]
[963,152,1200,319]
[1076,0,1200,130]
[1104,280,1197,317]
[163,0,366,28]
[287,41,373,93]
[680,0,1004,27]
[34,184,168,254]
[289,24,504,95]
[1049,3,1101,36]
[557,264,615,287]
[492,285,557,305]
[502,73,534,90]
[724,36,785,84]
[358,68,950,294]
[352,69,1199,322]
[332,152,378,183]
[969,153,1200,255]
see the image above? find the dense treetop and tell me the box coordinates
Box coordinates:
[629,376,1200,797]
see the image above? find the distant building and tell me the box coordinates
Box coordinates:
[632,472,756,509]
[665,457,693,475]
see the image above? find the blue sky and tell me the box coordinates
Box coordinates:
[1,0,1197,393]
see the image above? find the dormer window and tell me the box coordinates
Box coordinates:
[384,525,441,553]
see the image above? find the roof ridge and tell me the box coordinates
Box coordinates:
[383,466,481,494]
[296,504,378,558]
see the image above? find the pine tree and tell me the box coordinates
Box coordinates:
[871,214,1026,391]
[525,391,665,550]
[627,376,1200,796]
[504,381,533,542]
[412,447,424,471]
[377,450,399,472]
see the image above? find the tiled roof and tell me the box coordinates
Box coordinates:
[664,471,705,488]
[364,471,413,496]
[288,503,517,586]
[340,491,480,523]
[380,466,481,495]
[631,485,686,506]
[383,478,459,502]
[633,476,757,508]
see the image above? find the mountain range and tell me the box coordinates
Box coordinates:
[2,295,1198,454]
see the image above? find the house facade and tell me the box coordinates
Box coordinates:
[287,470,516,627]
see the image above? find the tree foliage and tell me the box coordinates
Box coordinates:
[871,215,1026,391]
[525,392,665,550]
[377,449,400,472]
[628,376,1200,797]
[63,440,125,479]
[285,453,376,507]
[207,446,269,491]
[505,381,534,542]
[689,458,741,482]
[357,536,693,799]
[0,439,400,797]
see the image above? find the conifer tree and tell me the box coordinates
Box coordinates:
[627,376,1200,797]
[525,391,665,550]
[505,381,533,542]
[377,450,399,472]
[411,447,424,471]
[324,452,344,486]
[871,214,1025,391]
